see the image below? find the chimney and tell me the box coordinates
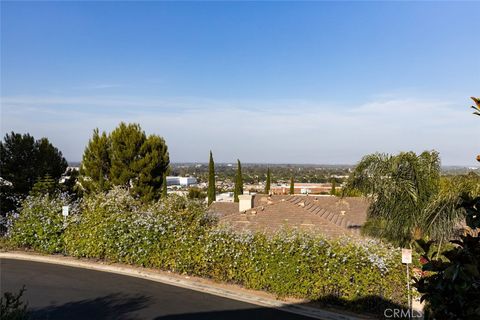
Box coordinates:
[239,194,253,212]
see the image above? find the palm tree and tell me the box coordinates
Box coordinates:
[472,97,480,162]
[412,98,480,318]
[345,151,479,246]
[471,96,480,116]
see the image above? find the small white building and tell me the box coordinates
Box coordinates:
[166,176,197,186]
[300,188,311,195]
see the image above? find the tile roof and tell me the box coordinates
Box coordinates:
[217,195,369,239]
[207,202,239,218]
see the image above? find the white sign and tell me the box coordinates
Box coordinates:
[402,248,412,264]
[62,206,69,217]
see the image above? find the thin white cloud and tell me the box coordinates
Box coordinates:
[1,95,478,166]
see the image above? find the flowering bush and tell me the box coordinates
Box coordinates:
[6,188,407,313]
[192,229,406,308]
[7,193,79,253]
[63,188,212,265]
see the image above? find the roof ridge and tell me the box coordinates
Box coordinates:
[295,201,358,234]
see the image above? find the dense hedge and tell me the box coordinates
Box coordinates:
[6,188,407,313]
[6,194,79,253]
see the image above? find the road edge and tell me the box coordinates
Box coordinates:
[0,251,371,320]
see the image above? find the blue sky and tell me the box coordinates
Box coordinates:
[1,1,479,165]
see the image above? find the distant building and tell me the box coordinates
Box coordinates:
[166,176,197,186]
[270,183,338,195]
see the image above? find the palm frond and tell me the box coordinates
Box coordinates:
[347,151,476,246]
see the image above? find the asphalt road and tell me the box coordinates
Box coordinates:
[1,259,315,320]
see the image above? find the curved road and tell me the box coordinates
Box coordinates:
[1,259,315,320]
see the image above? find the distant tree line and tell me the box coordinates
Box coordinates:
[172,163,351,186]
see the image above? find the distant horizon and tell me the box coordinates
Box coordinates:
[66,160,480,169]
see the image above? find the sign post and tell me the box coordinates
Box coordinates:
[62,206,69,218]
[402,248,412,319]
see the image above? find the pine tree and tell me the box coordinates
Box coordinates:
[79,129,111,193]
[80,123,170,202]
[109,123,146,187]
[207,151,216,205]
[330,179,337,196]
[234,159,243,202]
[35,138,69,182]
[265,168,271,194]
[132,134,170,201]
[0,133,37,197]
[1,132,67,213]
[31,174,58,196]
[0,133,68,194]
[290,176,295,195]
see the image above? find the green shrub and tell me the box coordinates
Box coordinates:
[187,187,206,200]
[414,195,480,319]
[64,188,212,264]
[7,188,408,314]
[7,193,77,253]
[196,230,406,311]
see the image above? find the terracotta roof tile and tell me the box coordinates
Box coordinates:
[207,202,238,218]
[217,195,369,239]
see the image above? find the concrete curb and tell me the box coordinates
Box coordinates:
[0,252,371,320]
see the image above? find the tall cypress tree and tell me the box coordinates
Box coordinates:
[330,179,337,196]
[234,159,243,202]
[207,151,216,205]
[265,168,271,194]
[290,176,295,195]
